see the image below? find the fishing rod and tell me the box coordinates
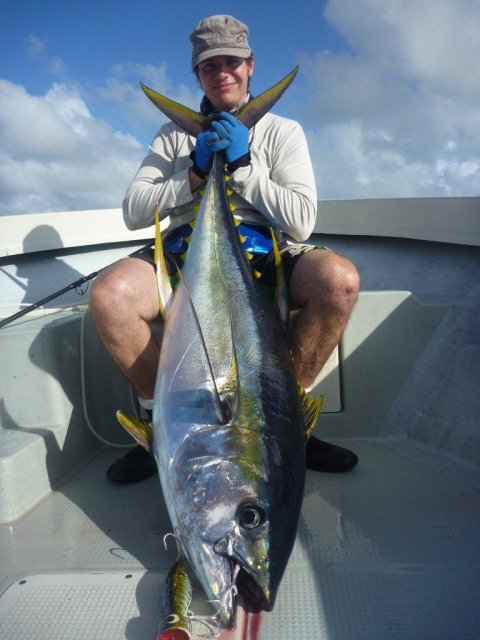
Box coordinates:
[0,241,153,330]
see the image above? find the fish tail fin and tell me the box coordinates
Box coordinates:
[116,410,154,453]
[141,82,208,137]
[236,66,299,129]
[298,384,324,439]
[154,203,173,319]
[141,67,299,136]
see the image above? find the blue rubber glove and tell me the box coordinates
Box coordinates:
[193,128,230,175]
[211,112,250,165]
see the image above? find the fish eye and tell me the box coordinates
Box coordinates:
[238,504,266,529]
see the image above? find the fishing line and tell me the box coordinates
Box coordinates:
[173,259,228,424]
[79,310,138,448]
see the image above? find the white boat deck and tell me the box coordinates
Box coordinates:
[1,200,479,639]
[1,441,479,640]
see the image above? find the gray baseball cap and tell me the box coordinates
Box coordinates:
[190,15,252,69]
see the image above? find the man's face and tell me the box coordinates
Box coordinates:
[197,55,254,112]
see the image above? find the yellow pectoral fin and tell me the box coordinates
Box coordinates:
[298,384,324,439]
[154,204,173,319]
[116,410,154,453]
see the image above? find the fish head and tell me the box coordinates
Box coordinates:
[173,424,305,625]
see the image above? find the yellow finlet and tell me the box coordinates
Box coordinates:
[253,269,262,279]
[246,252,254,260]
[271,227,282,269]
[154,204,173,320]
[239,234,246,243]
[233,217,241,227]
[226,188,234,197]
[298,385,324,439]
[189,218,196,228]
[116,410,154,453]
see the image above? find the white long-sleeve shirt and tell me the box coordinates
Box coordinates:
[123,112,317,242]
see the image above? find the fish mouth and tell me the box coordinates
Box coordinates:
[218,560,273,628]
[235,564,274,613]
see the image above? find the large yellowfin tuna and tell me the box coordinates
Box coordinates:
[117,67,322,628]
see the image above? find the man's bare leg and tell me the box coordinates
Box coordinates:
[288,248,360,472]
[89,257,161,482]
[288,249,360,388]
[89,257,161,400]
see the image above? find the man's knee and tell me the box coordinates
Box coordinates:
[290,249,360,311]
[326,255,360,303]
[89,260,140,321]
[90,268,121,319]
[90,258,160,326]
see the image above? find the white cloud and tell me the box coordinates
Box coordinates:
[299,0,480,198]
[325,0,480,97]
[4,5,479,213]
[0,80,143,214]
[23,34,69,80]
[97,62,202,133]
[24,34,46,59]
[0,57,201,215]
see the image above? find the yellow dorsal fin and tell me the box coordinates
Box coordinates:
[154,204,173,320]
[298,385,324,439]
[116,410,154,453]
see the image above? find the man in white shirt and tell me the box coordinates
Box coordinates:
[89,15,360,482]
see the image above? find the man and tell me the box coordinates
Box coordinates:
[89,15,360,482]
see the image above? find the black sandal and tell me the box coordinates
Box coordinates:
[306,436,358,473]
[106,445,158,483]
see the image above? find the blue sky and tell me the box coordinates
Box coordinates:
[1,0,479,214]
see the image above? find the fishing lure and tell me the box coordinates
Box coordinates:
[157,558,193,640]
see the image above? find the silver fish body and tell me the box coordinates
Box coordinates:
[152,154,306,626]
